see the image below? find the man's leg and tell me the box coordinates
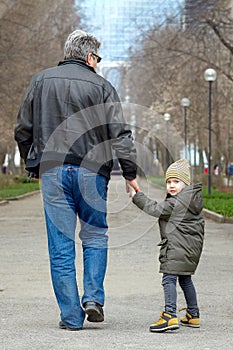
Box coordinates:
[74,168,109,320]
[42,166,85,329]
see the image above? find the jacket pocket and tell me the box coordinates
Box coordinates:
[41,170,63,203]
[83,172,108,203]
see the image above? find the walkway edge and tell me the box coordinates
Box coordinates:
[0,190,41,203]
[203,208,233,224]
[0,200,9,206]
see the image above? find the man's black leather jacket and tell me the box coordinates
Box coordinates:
[14,59,137,179]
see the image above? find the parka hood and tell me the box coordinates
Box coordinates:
[171,183,203,215]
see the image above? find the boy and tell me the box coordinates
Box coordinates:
[129,159,205,332]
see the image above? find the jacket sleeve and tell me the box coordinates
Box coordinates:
[14,77,35,161]
[105,87,137,180]
[132,192,175,218]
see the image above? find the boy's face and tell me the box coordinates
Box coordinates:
[166,178,186,196]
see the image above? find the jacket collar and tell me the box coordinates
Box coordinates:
[58,59,96,73]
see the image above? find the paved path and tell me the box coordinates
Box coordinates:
[0,176,233,350]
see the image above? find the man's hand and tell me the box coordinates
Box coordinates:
[128,184,136,198]
[125,179,140,195]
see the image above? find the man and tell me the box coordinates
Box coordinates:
[15,30,139,331]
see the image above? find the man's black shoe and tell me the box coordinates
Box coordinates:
[59,321,82,331]
[84,302,104,322]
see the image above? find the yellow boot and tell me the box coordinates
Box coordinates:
[180,311,200,328]
[150,312,179,333]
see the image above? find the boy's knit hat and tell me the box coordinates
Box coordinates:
[165,159,191,185]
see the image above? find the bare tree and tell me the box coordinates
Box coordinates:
[0,0,81,173]
[125,0,233,174]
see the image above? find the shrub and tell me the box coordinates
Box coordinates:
[202,188,233,218]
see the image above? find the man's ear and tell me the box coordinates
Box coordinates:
[86,52,92,66]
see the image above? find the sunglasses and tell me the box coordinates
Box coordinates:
[91,52,102,63]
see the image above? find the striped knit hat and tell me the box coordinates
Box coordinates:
[165,159,191,185]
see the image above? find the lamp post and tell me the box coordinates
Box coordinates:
[204,68,217,195]
[181,97,190,159]
[164,113,171,170]
[155,123,160,160]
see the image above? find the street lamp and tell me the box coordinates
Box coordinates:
[181,97,190,159]
[164,113,171,170]
[204,68,217,195]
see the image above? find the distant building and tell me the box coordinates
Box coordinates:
[79,0,184,88]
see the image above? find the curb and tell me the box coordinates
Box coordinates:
[203,208,233,224]
[0,190,41,202]
[0,200,9,206]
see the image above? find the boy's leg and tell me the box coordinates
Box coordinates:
[178,275,199,317]
[149,274,179,332]
[162,273,178,316]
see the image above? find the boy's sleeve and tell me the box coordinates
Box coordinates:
[132,192,174,218]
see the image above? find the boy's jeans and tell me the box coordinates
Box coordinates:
[41,165,109,328]
[162,273,199,317]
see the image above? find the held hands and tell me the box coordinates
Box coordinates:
[126,179,140,198]
[128,184,136,198]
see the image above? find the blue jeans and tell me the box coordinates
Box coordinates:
[162,273,199,317]
[41,165,109,328]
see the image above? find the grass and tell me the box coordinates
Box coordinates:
[148,176,233,218]
[0,175,40,199]
[202,187,233,218]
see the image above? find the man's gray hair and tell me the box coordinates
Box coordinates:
[64,29,101,61]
